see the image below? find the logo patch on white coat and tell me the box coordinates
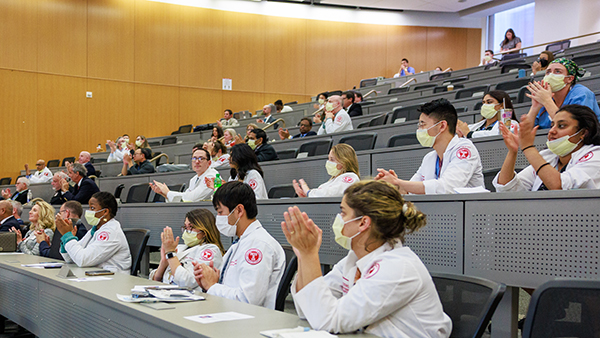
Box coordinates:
[245,249,262,265]
[201,249,214,261]
[97,231,109,241]
[365,262,380,279]
[456,147,471,160]
[342,176,354,184]
[248,179,258,189]
[578,151,594,163]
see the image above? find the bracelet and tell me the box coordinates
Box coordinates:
[521,145,536,152]
[536,162,551,176]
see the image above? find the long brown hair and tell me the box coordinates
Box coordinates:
[186,209,225,255]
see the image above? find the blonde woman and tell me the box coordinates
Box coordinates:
[12,198,55,256]
[150,209,225,288]
[293,143,360,198]
[223,128,237,148]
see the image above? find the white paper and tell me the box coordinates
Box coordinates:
[117,293,205,303]
[454,186,490,194]
[279,332,337,338]
[185,311,254,324]
[0,252,24,255]
[68,276,113,282]
[260,327,311,338]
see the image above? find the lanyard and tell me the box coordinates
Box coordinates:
[435,156,443,179]
[219,238,240,283]
[479,120,497,131]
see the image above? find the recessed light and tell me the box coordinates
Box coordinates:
[458,0,466,2]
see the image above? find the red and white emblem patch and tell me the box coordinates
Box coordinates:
[456,147,471,160]
[365,262,380,279]
[248,179,258,189]
[342,176,354,184]
[336,115,343,123]
[201,249,214,261]
[578,151,594,163]
[97,231,109,241]
[245,249,262,265]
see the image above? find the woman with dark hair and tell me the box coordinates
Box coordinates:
[282,180,451,337]
[495,104,600,191]
[150,209,224,288]
[55,192,131,273]
[228,144,268,199]
[313,92,328,110]
[500,28,521,53]
[134,135,151,150]
[211,126,224,143]
[456,90,518,138]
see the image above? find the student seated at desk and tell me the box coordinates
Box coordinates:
[223,144,268,200]
[192,182,285,309]
[494,104,600,191]
[56,192,131,273]
[13,199,55,256]
[376,99,484,194]
[150,209,224,288]
[456,90,519,139]
[293,144,360,198]
[283,181,451,338]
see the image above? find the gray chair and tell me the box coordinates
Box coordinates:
[124,229,150,276]
[339,133,377,151]
[152,184,184,202]
[430,72,451,81]
[114,184,125,200]
[546,40,570,53]
[275,256,298,311]
[388,87,409,95]
[387,133,419,147]
[62,157,76,166]
[500,63,530,74]
[455,85,490,100]
[47,159,60,168]
[277,149,298,160]
[389,104,423,124]
[360,78,378,88]
[125,183,152,203]
[517,86,532,104]
[413,83,437,91]
[161,137,177,145]
[368,114,387,127]
[573,53,600,66]
[297,139,332,157]
[268,185,297,199]
[357,121,371,129]
[495,78,531,91]
[0,177,11,185]
[177,124,193,133]
[434,84,464,93]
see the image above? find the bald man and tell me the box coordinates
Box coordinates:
[77,151,96,177]
[25,159,53,184]
[316,95,353,135]
[0,200,21,233]
[256,104,279,129]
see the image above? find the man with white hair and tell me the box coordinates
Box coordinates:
[49,172,70,205]
[315,95,353,135]
[10,201,24,226]
[107,137,129,163]
[1,177,30,204]
[25,159,53,183]
[59,163,99,204]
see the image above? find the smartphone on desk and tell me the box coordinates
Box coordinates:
[85,270,114,276]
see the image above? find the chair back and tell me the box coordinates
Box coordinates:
[387,133,419,147]
[389,104,423,124]
[455,85,490,100]
[178,124,193,133]
[277,149,298,160]
[125,183,151,203]
[275,256,298,311]
[430,72,451,81]
[360,78,378,88]
[123,228,150,276]
[47,159,60,168]
[368,114,387,127]
[339,133,377,151]
[495,78,531,91]
[357,121,371,129]
[0,177,11,185]
[573,53,600,66]
[413,83,437,91]
[473,101,483,112]
[388,87,409,95]
[62,157,76,166]
[327,90,342,96]
[434,84,464,93]
[161,137,177,145]
[522,279,600,338]
[148,140,161,147]
[501,52,527,61]
[431,273,506,338]
[152,184,183,202]
[546,40,570,53]
[298,139,332,157]
[114,184,125,199]
[500,63,530,74]
[268,185,297,199]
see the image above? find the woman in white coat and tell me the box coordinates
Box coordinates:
[456,90,518,139]
[293,143,360,198]
[494,104,600,191]
[227,144,268,199]
[150,209,225,288]
[282,180,452,338]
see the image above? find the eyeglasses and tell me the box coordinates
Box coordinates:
[181,226,200,234]
[35,163,44,166]
[191,157,208,162]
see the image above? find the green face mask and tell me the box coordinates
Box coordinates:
[480,104,498,119]
[247,139,257,150]
[543,73,567,92]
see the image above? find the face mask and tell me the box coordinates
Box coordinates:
[480,104,498,119]
[215,209,239,237]
[546,130,582,157]
[543,73,567,92]
[120,141,127,148]
[318,98,325,105]
[325,160,342,177]
[332,214,363,250]
[484,55,492,62]
[182,230,202,247]
[247,139,257,150]
[416,121,442,148]
[85,209,106,226]
[325,102,334,112]
[135,140,143,147]
[538,58,549,68]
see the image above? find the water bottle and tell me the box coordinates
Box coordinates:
[518,69,526,78]
[27,190,32,204]
[214,173,222,190]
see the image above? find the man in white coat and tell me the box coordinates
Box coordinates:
[376,98,484,194]
[25,159,53,184]
[316,95,353,135]
[193,181,285,309]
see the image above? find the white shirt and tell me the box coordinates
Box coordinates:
[28,167,53,184]
[221,118,239,127]
[229,169,268,200]
[207,220,285,309]
[149,243,223,289]
[292,242,452,338]
[210,154,230,169]
[317,109,353,135]
[467,119,518,138]
[281,105,293,113]
[493,144,600,191]
[411,136,484,194]
[107,147,128,163]
[61,219,132,273]
[166,168,218,202]
[308,172,359,198]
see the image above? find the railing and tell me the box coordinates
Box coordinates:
[497,31,600,55]
[399,77,417,88]
[262,118,286,130]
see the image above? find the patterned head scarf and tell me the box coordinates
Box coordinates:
[550,58,586,83]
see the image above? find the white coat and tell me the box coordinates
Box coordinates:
[291,242,452,338]
[210,154,230,169]
[467,119,518,138]
[317,109,353,135]
[149,243,223,288]
[229,169,268,200]
[411,136,484,194]
[493,144,600,191]
[61,219,132,273]
[207,220,285,309]
[107,148,128,163]
[166,168,218,202]
[28,167,53,184]
[307,172,359,198]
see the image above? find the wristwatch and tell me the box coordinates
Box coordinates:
[165,251,176,260]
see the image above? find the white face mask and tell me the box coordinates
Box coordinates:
[332,214,363,250]
[416,121,442,148]
[215,209,239,237]
[546,130,582,157]
[85,209,106,227]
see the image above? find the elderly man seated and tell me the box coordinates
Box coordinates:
[25,160,53,183]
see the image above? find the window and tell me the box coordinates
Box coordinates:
[490,3,535,52]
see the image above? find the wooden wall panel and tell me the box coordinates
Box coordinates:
[180,88,223,128]
[466,28,483,68]
[87,0,135,81]
[134,84,179,138]
[0,0,38,71]
[222,91,265,117]
[426,27,468,72]
[37,0,87,76]
[221,12,266,92]
[37,74,88,160]
[0,70,38,179]
[86,79,135,146]
[386,26,428,77]
[134,0,180,85]
[305,20,350,95]
[345,23,388,90]
[180,7,224,89]
[264,16,307,95]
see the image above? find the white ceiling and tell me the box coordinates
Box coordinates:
[271,0,498,13]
